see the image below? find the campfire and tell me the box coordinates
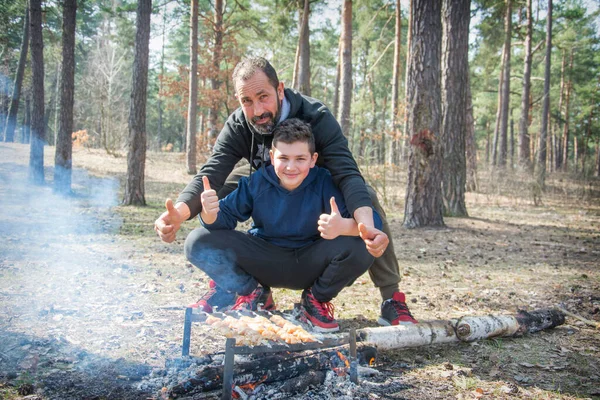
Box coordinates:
[150,306,565,399]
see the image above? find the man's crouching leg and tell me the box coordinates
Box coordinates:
[366,186,418,325]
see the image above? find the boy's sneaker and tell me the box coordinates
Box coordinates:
[301,288,339,333]
[231,285,276,311]
[378,292,418,326]
[187,280,236,313]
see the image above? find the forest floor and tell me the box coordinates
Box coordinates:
[0,142,599,400]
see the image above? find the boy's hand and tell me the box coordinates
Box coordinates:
[318,197,345,240]
[154,198,185,243]
[200,176,219,223]
[358,223,389,258]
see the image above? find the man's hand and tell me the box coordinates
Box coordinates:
[200,176,219,224]
[154,198,185,243]
[318,197,346,240]
[358,222,389,258]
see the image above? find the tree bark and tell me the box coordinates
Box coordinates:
[441,0,469,217]
[28,0,45,185]
[535,0,552,189]
[390,0,401,165]
[4,5,29,143]
[497,0,512,168]
[332,36,341,120]
[518,0,532,168]
[54,0,77,194]
[294,0,311,96]
[22,92,31,144]
[401,0,413,161]
[358,309,565,350]
[207,0,223,141]
[338,0,353,138]
[186,0,198,174]
[123,0,152,206]
[561,50,574,171]
[465,73,478,192]
[403,0,444,228]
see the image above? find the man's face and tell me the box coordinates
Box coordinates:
[235,70,284,135]
[269,141,317,191]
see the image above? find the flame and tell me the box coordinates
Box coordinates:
[369,357,376,367]
[336,351,350,368]
[235,375,268,394]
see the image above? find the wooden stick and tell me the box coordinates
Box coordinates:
[557,307,600,329]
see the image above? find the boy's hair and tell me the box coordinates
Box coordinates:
[272,118,315,154]
[232,57,279,92]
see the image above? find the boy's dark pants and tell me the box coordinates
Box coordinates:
[185,227,375,302]
[218,163,401,300]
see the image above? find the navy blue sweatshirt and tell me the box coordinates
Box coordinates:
[201,165,382,249]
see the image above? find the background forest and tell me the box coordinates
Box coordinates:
[1,0,599,210]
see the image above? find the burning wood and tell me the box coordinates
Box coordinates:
[357,308,565,350]
[167,343,376,398]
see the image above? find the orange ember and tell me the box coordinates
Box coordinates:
[336,351,350,368]
[369,357,376,366]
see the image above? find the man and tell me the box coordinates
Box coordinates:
[154,56,417,325]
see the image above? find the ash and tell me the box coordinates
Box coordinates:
[138,356,411,399]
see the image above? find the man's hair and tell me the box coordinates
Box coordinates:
[272,118,315,154]
[232,57,279,92]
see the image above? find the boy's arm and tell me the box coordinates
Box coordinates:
[318,197,360,239]
[200,177,219,225]
[201,176,254,230]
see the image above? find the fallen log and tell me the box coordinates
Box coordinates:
[357,308,565,350]
[167,343,376,398]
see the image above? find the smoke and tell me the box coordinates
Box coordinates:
[0,148,163,394]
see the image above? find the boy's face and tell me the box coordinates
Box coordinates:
[269,141,317,191]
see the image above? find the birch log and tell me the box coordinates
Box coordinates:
[358,309,565,350]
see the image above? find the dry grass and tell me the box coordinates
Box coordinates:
[0,142,599,399]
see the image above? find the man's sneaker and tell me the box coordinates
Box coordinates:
[301,288,339,333]
[231,285,276,311]
[378,291,418,326]
[187,280,236,312]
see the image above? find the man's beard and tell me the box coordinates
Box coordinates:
[248,93,281,135]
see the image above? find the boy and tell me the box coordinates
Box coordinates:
[184,119,381,332]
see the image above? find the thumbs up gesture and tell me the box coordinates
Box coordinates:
[318,197,345,240]
[154,198,185,243]
[200,176,220,224]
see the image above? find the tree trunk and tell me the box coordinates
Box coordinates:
[401,0,413,161]
[338,0,353,138]
[186,0,199,174]
[390,0,401,165]
[28,0,45,185]
[123,0,152,206]
[441,0,469,217]
[4,5,29,143]
[332,36,341,120]
[208,0,223,141]
[491,66,503,165]
[403,0,444,228]
[561,50,574,172]
[295,0,311,96]
[359,309,564,350]
[554,49,566,171]
[535,0,552,189]
[22,92,31,144]
[497,0,512,168]
[54,0,77,194]
[465,73,478,192]
[519,0,532,168]
[157,10,166,150]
